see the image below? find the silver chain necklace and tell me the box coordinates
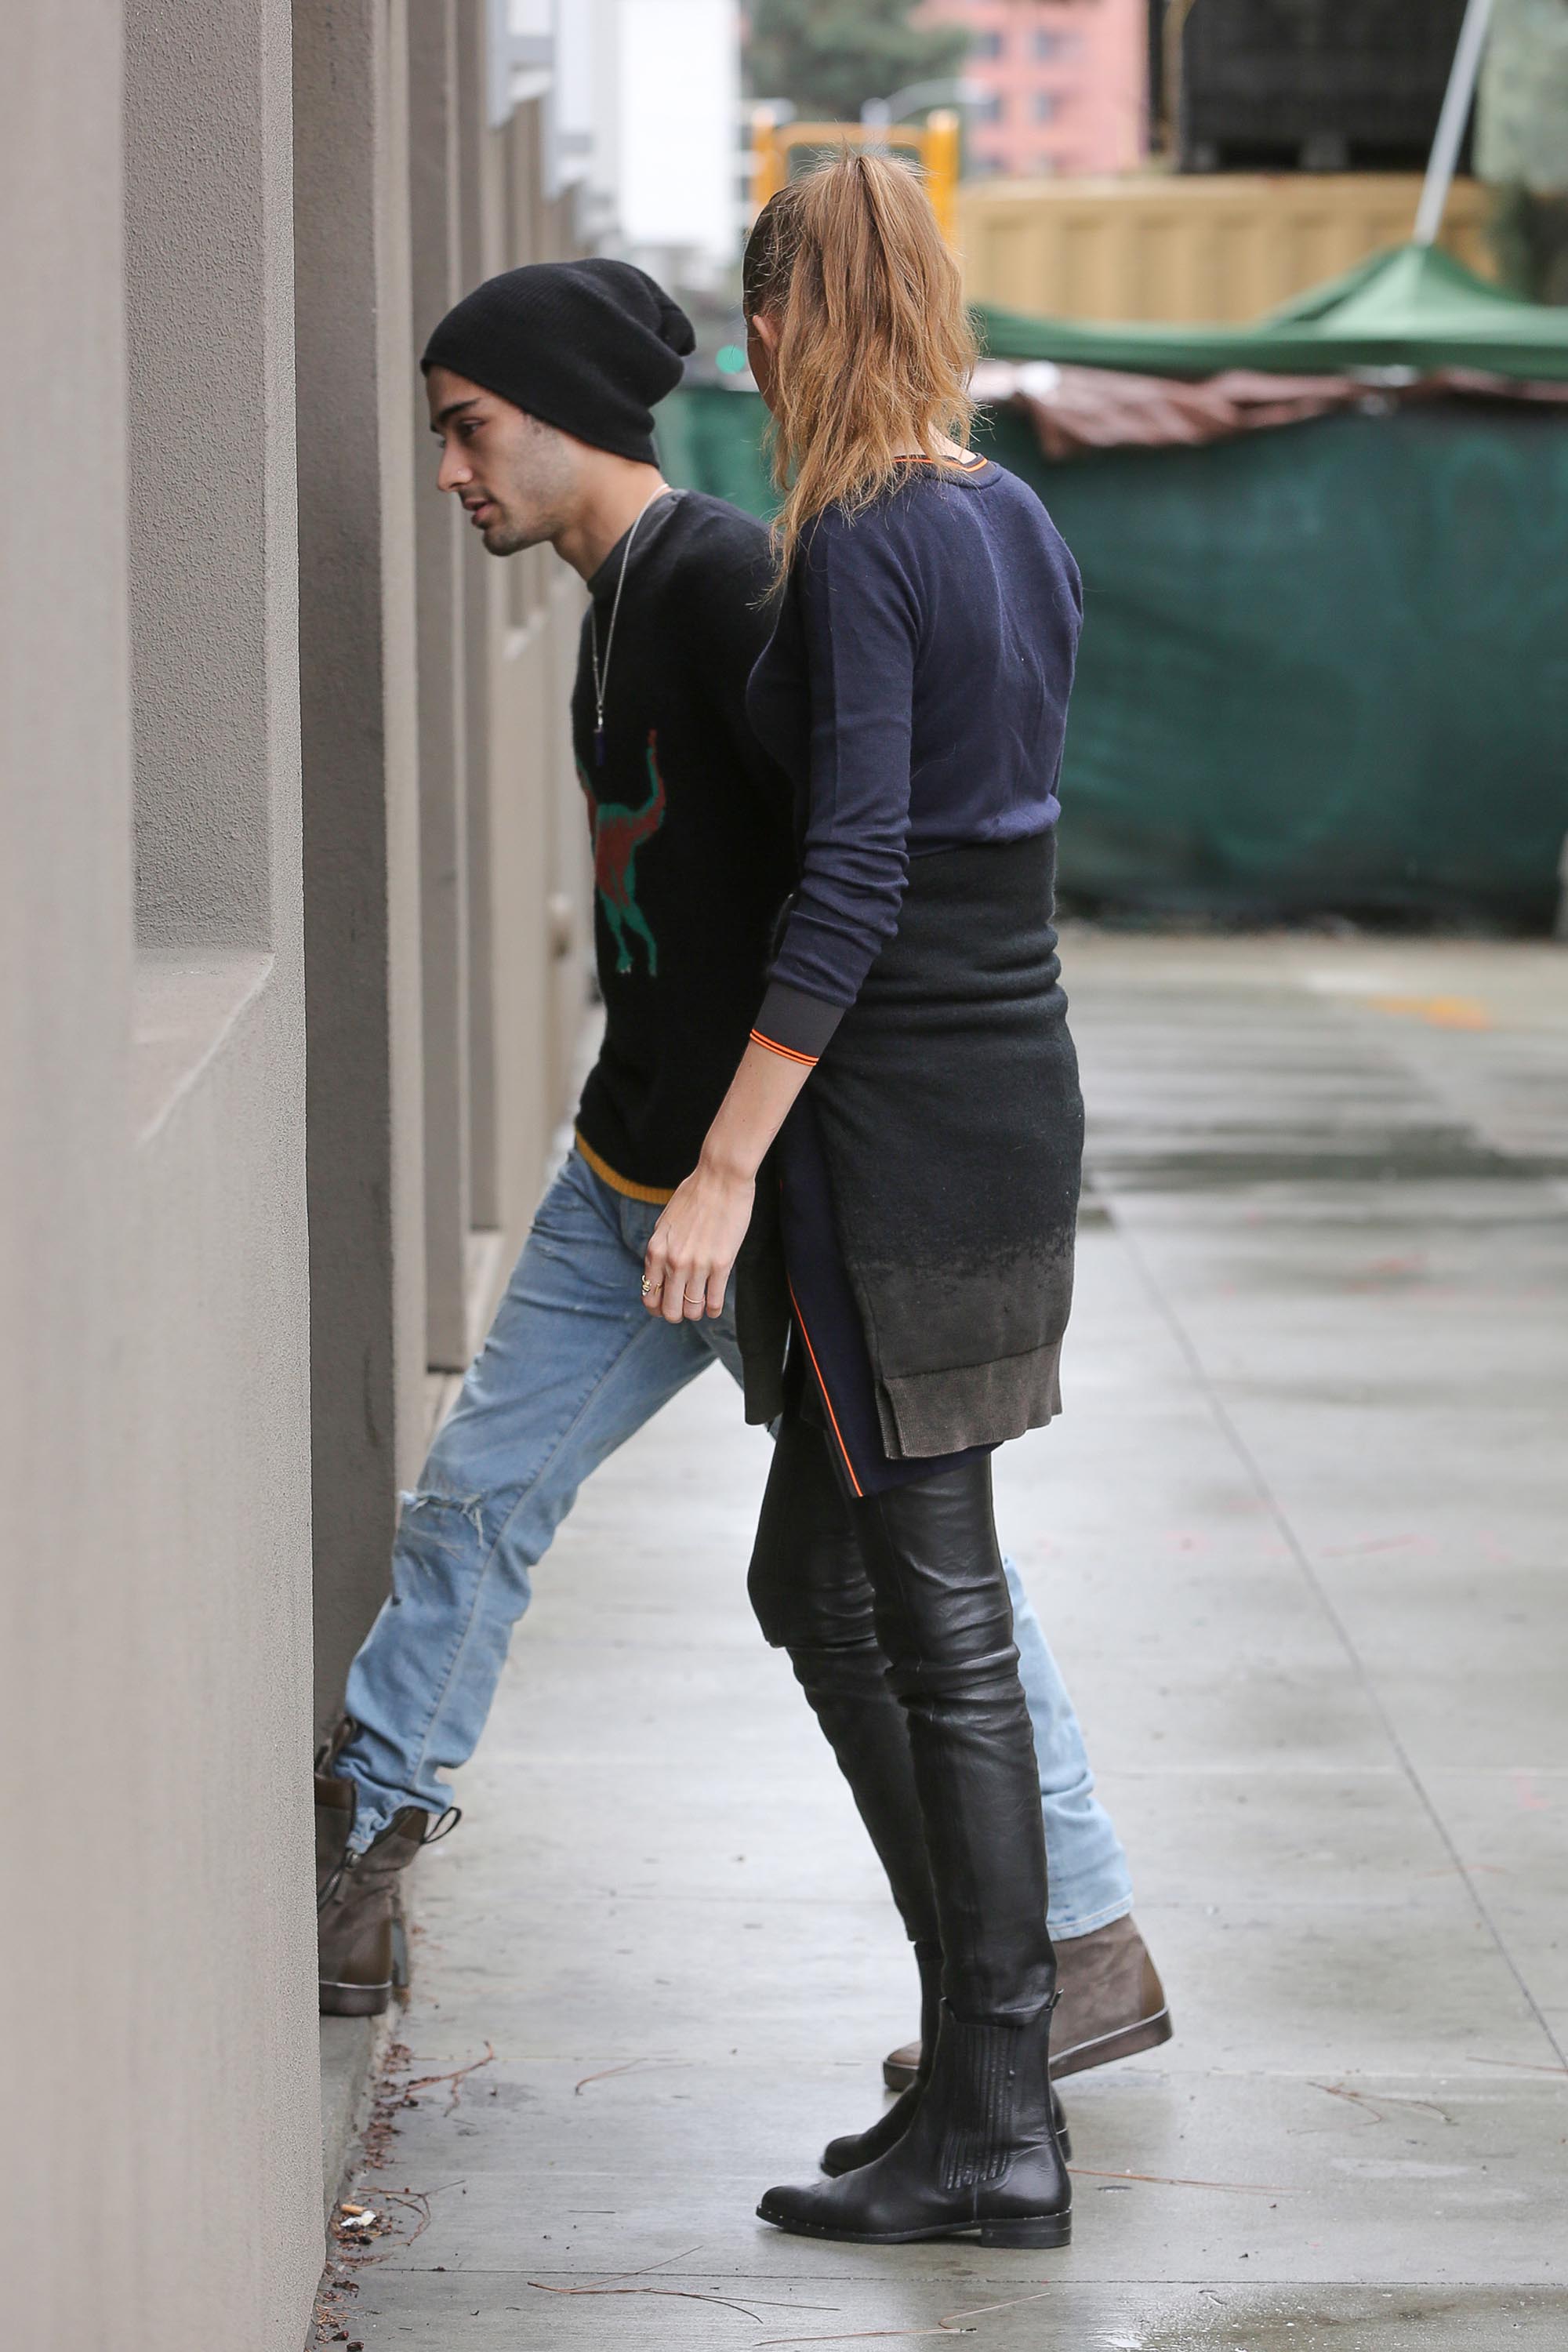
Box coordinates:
[590,485,676,767]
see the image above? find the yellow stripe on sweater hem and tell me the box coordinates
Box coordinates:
[574,1131,677,1206]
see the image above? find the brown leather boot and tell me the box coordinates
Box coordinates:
[883,1914,1171,2092]
[315,1775,452,2017]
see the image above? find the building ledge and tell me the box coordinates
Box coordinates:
[320,2016,379,2223]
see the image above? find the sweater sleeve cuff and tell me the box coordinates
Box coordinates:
[750,979,845,1065]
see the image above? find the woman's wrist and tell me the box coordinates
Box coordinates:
[698,1138,760,1187]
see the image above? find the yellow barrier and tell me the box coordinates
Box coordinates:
[955,173,1497,325]
[750,111,962,244]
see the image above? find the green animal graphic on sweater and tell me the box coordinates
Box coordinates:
[578,730,667,976]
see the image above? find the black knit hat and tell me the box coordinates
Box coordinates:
[421,257,695,465]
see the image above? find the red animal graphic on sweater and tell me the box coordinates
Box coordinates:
[578,729,666,976]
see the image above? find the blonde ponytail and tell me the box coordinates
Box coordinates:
[743,148,976,579]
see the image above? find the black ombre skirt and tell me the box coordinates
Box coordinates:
[739,829,1083,1466]
[775,1088,993,1498]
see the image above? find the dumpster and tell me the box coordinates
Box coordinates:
[659,247,1568,924]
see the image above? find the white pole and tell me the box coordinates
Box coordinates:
[1414,0,1497,246]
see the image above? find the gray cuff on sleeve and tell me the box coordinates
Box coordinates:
[752,979,846,1062]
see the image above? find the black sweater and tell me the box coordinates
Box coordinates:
[744,458,1083,1062]
[570,492,795,1196]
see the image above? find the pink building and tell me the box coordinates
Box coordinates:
[920,0,1148,178]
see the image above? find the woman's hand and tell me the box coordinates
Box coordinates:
[642,1034,815,1322]
[642,1152,756,1323]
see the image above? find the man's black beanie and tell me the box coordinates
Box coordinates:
[422,257,695,465]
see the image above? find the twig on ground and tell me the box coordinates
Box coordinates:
[1312,2080,1453,2125]
[1314,2080,1387,2124]
[525,2247,834,2324]
[572,2055,686,2094]
[405,2040,495,2113]
[579,2242,706,2277]
[753,2332,952,2346]
[1466,2053,1568,2077]
[754,2287,1057,2346]
[527,2281,769,2322]
[1068,2165,1298,2195]
[379,2189,433,2243]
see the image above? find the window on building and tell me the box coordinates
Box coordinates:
[1033,89,1061,123]
[973,91,1004,125]
[1033,29,1083,63]
[972,29,1004,60]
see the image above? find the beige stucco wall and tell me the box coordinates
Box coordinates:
[2,5,590,2339]
[412,0,477,1372]
[470,92,594,1248]
[294,0,433,1730]
[1,1,321,2346]
[304,9,590,1726]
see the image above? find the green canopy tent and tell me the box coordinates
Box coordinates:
[659,244,1568,924]
[977,238,1568,381]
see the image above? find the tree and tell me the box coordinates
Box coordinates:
[745,0,971,124]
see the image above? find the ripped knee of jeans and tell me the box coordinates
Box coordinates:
[397,1486,488,1543]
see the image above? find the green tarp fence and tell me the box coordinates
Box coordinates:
[657,249,1568,923]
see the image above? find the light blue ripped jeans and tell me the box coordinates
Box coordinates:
[337,1147,1133,1939]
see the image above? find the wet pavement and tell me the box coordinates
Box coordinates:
[336,933,1568,2349]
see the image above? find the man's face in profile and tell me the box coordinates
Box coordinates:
[427,365,575,556]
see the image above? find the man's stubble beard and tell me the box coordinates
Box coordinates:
[482,495,566,558]
[482,516,534,557]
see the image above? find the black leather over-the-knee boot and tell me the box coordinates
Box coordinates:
[748,1416,945,2176]
[750,1417,1068,2183]
[749,1417,942,1952]
[822,1937,940,2176]
[757,1454,1071,2246]
[821,1937,1070,2178]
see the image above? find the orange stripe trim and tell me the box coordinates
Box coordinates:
[750,1029,818,1068]
[786,1278,864,1500]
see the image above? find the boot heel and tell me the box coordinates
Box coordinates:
[978,2212,1072,2249]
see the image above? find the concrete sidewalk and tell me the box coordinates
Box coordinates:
[338,934,1568,2350]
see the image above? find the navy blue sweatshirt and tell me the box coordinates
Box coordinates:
[743,456,1083,1062]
